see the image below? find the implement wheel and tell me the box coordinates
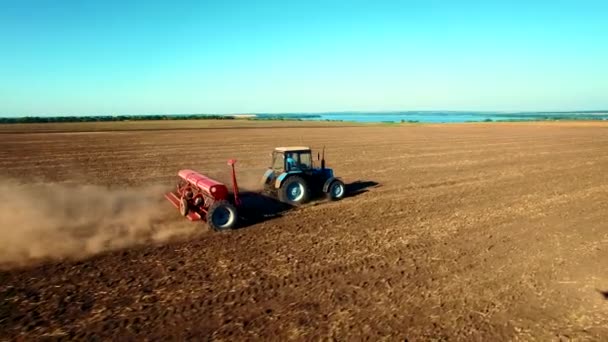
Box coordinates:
[179,197,189,216]
[207,200,238,231]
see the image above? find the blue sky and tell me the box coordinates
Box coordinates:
[1,0,607,116]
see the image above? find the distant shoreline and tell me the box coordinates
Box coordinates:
[1,111,608,124]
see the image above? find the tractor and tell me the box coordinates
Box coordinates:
[260,146,346,206]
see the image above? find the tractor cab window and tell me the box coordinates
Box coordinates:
[272,152,284,171]
[285,152,298,171]
[274,150,313,171]
[298,152,312,170]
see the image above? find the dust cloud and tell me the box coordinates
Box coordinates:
[206,167,268,192]
[236,168,268,191]
[0,179,198,267]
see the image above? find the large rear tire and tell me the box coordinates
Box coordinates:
[207,200,238,231]
[278,176,310,206]
[326,179,346,201]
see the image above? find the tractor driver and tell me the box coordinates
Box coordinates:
[286,153,297,171]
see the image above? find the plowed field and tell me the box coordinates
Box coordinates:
[1,120,607,340]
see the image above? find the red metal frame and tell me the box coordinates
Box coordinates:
[165,160,241,222]
[227,159,241,207]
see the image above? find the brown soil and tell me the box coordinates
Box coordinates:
[1,121,607,340]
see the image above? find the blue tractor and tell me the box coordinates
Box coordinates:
[261,146,346,206]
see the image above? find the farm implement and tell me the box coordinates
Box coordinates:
[165,160,241,231]
[165,146,346,230]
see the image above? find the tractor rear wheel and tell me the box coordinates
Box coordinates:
[278,176,310,206]
[327,179,346,201]
[207,200,238,231]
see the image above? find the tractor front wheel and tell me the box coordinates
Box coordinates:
[327,179,346,201]
[278,176,310,206]
[207,200,238,231]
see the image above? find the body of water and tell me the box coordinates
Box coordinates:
[253,111,608,123]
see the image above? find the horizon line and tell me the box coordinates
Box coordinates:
[2,109,608,118]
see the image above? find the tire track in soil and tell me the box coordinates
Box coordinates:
[361,155,608,201]
[77,244,438,339]
[74,232,512,340]
[3,129,603,162]
[1,236,438,340]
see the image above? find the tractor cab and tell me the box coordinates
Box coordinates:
[262,146,346,206]
[271,146,313,173]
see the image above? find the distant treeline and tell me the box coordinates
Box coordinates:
[0,114,234,124]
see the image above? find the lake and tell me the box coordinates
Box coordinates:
[252,112,608,123]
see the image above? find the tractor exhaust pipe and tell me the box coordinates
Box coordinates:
[227,159,241,207]
[321,145,325,170]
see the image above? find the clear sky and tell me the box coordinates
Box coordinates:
[1,0,607,116]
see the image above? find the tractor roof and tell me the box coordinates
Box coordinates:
[274,146,311,152]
